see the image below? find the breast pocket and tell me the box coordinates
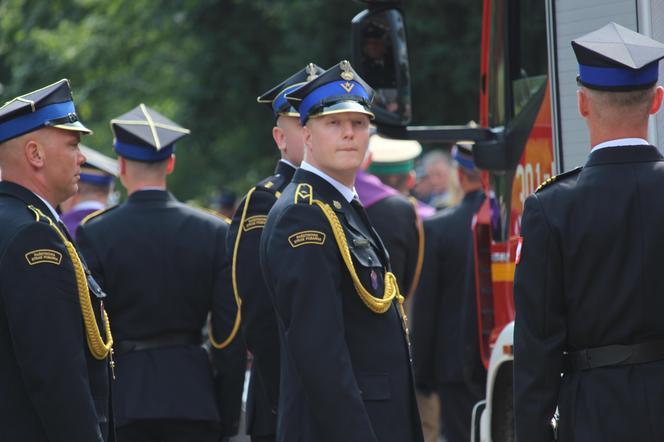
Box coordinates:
[348,237,385,295]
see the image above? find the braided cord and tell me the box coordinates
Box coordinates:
[208,188,253,349]
[28,206,113,360]
[312,200,406,322]
[407,196,425,298]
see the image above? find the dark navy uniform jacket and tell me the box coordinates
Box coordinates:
[514,145,664,442]
[412,190,485,392]
[260,168,423,442]
[365,195,419,296]
[226,159,295,436]
[0,181,113,442]
[77,190,245,437]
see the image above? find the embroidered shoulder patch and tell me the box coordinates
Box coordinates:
[288,230,326,248]
[243,215,267,231]
[25,249,62,266]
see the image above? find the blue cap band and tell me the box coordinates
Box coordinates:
[0,101,76,143]
[114,140,174,162]
[298,80,370,125]
[80,173,114,185]
[579,62,659,88]
[453,146,476,171]
[272,83,302,116]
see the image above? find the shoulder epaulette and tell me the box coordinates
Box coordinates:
[256,172,289,197]
[80,205,118,225]
[294,183,313,205]
[536,167,582,192]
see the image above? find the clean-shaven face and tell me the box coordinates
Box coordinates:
[304,112,371,183]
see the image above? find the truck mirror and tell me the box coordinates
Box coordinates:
[352,7,412,126]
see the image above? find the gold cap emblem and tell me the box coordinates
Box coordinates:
[339,60,354,81]
[306,63,318,82]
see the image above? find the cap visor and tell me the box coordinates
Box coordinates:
[310,101,375,120]
[52,120,93,135]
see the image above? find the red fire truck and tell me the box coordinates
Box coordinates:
[351,1,664,441]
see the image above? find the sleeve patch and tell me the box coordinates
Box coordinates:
[243,215,267,231]
[288,230,326,248]
[25,249,62,266]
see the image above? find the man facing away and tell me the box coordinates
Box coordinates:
[514,22,664,441]
[0,79,114,441]
[260,60,424,442]
[77,104,245,442]
[227,62,324,442]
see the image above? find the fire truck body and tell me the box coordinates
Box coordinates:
[351,1,664,441]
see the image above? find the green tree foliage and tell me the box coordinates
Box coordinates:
[0,0,481,202]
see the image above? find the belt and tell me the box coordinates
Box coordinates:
[563,340,664,372]
[114,332,202,356]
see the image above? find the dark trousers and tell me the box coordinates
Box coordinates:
[251,435,276,442]
[117,419,220,442]
[438,382,481,442]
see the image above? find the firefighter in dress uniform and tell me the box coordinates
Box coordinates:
[77,104,245,442]
[227,63,324,442]
[0,79,115,441]
[514,22,664,441]
[259,60,424,442]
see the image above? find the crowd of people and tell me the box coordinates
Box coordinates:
[2,21,664,442]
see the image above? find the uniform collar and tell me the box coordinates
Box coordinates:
[35,193,61,222]
[127,189,175,203]
[590,138,649,153]
[300,161,357,203]
[0,180,61,222]
[585,144,663,167]
[275,159,297,181]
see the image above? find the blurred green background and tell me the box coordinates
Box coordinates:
[0,0,481,204]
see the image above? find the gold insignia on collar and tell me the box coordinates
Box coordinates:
[288,230,326,248]
[25,249,62,266]
[306,63,318,82]
[333,200,342,209]
[243,215,267,232]
[340,82,355,93]
[340,60,354,81]
[294,183,313,205]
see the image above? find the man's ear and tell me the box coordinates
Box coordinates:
[166,155,176,175]
[649,86,664,115]
[24,139,45,169]
[119,157,127,176]
[303,124,313,149]
[272,126,286,152]
[577,88,590,118]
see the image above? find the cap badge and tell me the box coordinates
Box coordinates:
[340,82,355,93]
[340,60,354,81]
[306,63,318,82]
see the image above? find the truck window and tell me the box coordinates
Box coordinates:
[488,0,547,127]
[509,0,547,117]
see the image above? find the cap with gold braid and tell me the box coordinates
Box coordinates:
[285,60,375,125]
[111,104,190,162]
[0,79,92,144]
[257,63,325,118]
